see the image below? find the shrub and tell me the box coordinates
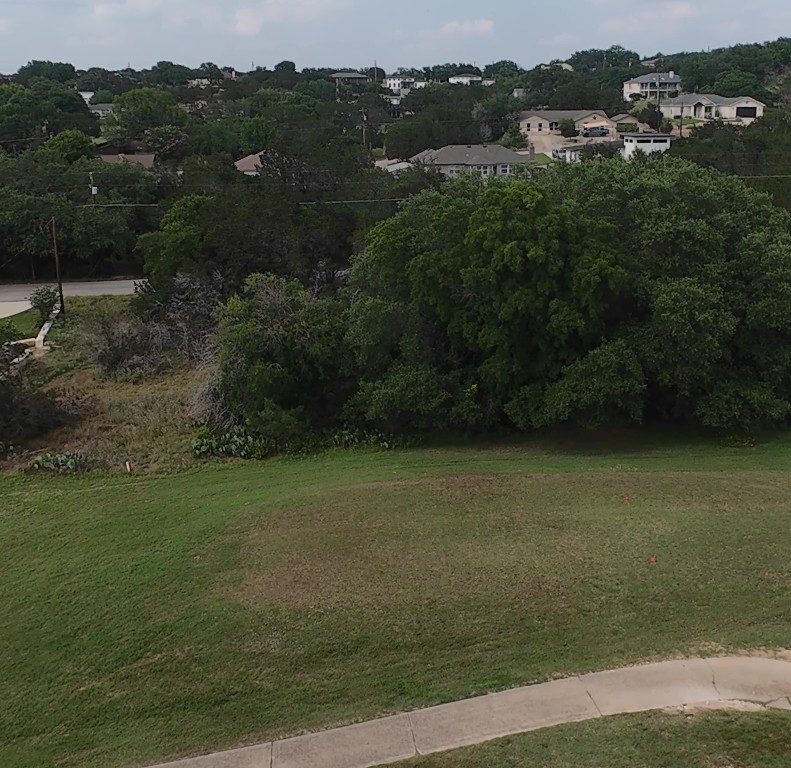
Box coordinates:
[28,451,89,474]
[28,285,59,325]
[0,441,17,460]
[0,376,67,445]
[0,319,18,346]
[88,311,168,378]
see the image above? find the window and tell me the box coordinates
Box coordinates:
[736,106,757,118]
[500,165,510,174]
[525,123,531,131]
[538,123,543,131]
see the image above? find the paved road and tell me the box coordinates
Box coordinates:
[149,655,791,768]
[0,279,139,303]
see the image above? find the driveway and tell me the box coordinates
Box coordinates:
[0,279,139,317]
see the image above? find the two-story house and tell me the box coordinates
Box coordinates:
[384,75,415,92]
[622,72,681,102]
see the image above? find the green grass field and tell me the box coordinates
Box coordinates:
[5,308,40,339]
[401,710,791,767]
[2,434,791,767]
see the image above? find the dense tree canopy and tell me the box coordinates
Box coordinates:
[207,158,791,446]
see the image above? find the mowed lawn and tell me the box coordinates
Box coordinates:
[400,710,791,768]
[5,308,40,339]
[2,434,791,767]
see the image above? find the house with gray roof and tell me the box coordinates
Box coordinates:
[622,72,681,102]
[410,145,532,178]
[518,109,614,136]
[659,93,765,125]
[90,103,115,119]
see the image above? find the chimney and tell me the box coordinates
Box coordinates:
[669,71,675,78]
[529,144,535,161]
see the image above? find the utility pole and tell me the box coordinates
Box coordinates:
[49,217,65,316]
[89,172,97,205]
[360,108,368,149]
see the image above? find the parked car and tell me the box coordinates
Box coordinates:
[581,127,610,137]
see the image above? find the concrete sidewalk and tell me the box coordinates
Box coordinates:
[0,301,31,319]
[149,656,791,768]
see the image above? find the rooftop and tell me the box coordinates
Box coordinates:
[660,93,765,107]
[626,72,681,84]
[411,144,533,166]
[99,153,155,170]
[520,109,607,121]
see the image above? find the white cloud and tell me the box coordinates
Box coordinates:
[550,32,576,46]
[90,0,220,28]
[91,0,163,23]
[232,0,345,35]
[600,1,697,32]
[438,18,495,39]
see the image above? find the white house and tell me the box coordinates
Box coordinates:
[622,72,681,102]
[448,74,483,86]
[384,75,415,92]
[553,133,675,163]
[659,93,765,125]
[187,77,212,88]
[519,109,614,136]
[78,91,94,105]
[622,133,675,159]
[412,80,429,89]
[411,144,532,177]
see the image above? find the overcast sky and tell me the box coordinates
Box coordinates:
[1,0,790,74]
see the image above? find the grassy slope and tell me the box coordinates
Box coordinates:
[2,435,791,767]
[5,308,40,339]
[12,296,199,471]
[400,710,791,768]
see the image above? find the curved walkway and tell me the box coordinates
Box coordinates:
[150,656,791,768]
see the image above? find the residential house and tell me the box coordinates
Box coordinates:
[659,93,765,125]
[553,133,674,163]
[410,144,532,177]
[448,74,483,86]
[540,62,574,72]
[187,77,212,88]
[551,141,621,163]
[512,88,526,100]
[412,80,429,89]
[622,72,681,102]
[78,91,94,105]
[331,71,370,85]
[519,109,614,136]
[622,133,675,159]
[99,153,156,170]
[384,75,415,92]
[381,160,416,174]
[90,103,115,119]
[222,68,238,81]
[610,113,644,131]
